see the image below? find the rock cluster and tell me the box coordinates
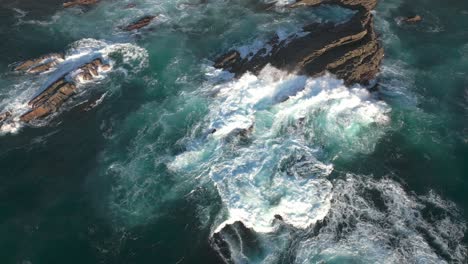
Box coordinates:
[14,53,64,74]
[215,0,382,85]
[19,59,110,122]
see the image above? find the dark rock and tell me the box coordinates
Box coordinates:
[274,214,284,221]
[214,9,384,85]
[0,111,11,123]
[123,16,157,31]
[291,0,377,11]
[13,53,64,74]
[20,58,110,123]
[400,15,422,24]
[63,0,99,8]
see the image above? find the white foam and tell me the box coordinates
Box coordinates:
[294,175,467,263]
[169,65,391,234]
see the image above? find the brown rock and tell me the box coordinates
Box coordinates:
[214,9,383,85]
[14,53,64,74]
[124,3,137,9]
[291,0,377,11]
[20,58,110,123]
[401,15,422,24]
[123,16,157,31]
[63,0,98,8]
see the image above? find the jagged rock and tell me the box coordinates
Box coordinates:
[123,16,157,31]
[63,0,99,8]
[19,58,110,123]
[214,9,383,85]
[13,53,64,74]
[400,15,422,24]
[291,0,377,11]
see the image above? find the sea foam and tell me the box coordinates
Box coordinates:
[169,65,391,234]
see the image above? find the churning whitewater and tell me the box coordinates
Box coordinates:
[170,65,390,233]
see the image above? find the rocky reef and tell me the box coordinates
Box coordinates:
[19,59,110,122]
[13,53,64,74]
[215,0,382,85]
[291,0,377,11]
[0,55,110,129]
[63,0,99,8]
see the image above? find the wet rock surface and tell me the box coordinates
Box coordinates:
[7,55,110,125]
[63,0,99,8]
[13,53,64,74]
[214,7,383,85]
[400,15,423,24]
[19,58,110,123]
[123,16,157,31]
[292,0,377,11]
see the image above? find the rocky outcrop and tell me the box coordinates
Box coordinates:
[123,16,157,31]
[13,53,64,74]
[214,8,383,85]
[291,0,377,11]
[19,59,110,123]
[63,0,99,8]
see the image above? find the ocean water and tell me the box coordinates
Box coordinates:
[0,0,466,263]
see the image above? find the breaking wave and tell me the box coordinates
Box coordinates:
[294,176,467,264]
[169,65,391,234]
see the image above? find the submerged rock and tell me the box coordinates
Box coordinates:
[214,9,383,85]
[291,0,377,11]
[63,0,99,8]
[19,58,110,123]
[13,53,64,74]
[123,16,157,31]
[400,15,423,24]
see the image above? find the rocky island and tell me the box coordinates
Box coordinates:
[215,0,382,85]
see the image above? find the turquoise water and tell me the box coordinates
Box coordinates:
[0,0,467,263]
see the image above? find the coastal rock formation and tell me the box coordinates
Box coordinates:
[13,53,64,74]
[63,0,99,8]
[214,9,383,85]
[123,16,157,31]
[19,59,110,122]
[291,0,377,11]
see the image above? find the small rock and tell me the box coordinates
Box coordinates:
[63,0,99,8]
[401,15,423,23]
[123,16,157,31]
[0,111,11,123]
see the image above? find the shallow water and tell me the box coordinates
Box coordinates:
[0,0,467,263]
